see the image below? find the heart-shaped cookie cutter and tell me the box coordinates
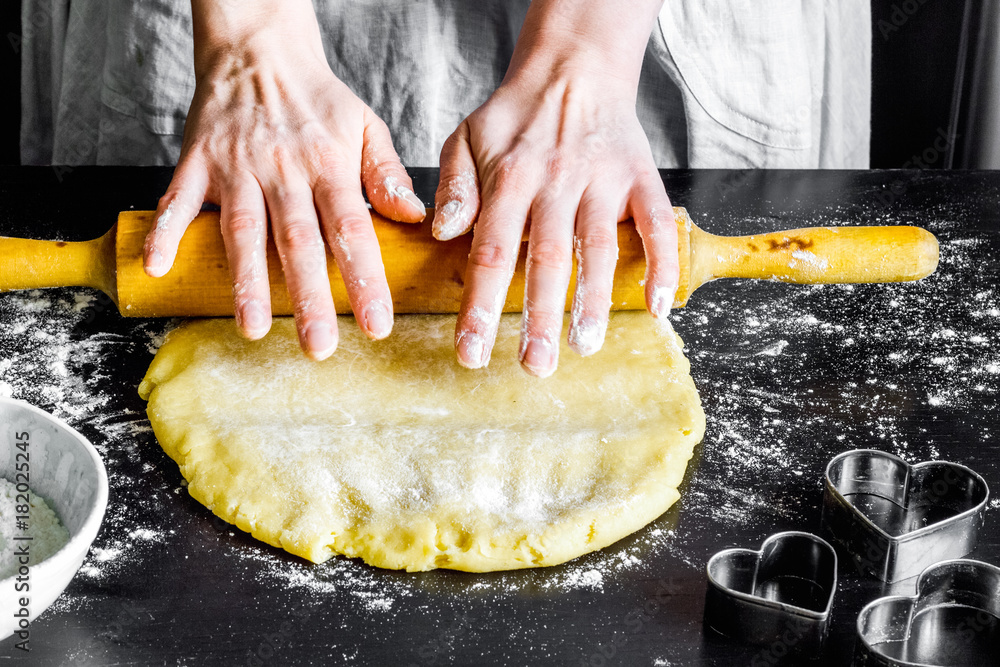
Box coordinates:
[704,531,837,653]
[821,449,989,583]
[855,559,1000,666]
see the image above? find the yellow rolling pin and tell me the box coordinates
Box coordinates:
[0,208,938,316]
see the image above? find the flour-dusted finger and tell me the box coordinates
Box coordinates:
[433,121,480,241]
[454,166,534,369]
[144,157,210,278]
[315,168,394,340]
[568,190,618,357]
[265,178,339,360]
[220,174,271,340]
[631,177,679,318]
[519,196,576,377]
[361,111,425,224]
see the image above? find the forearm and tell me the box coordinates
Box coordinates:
[509,0,664,89]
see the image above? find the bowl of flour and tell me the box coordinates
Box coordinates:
[0,398,108,641]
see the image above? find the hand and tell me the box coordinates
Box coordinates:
[143,0,425,360]
[432,0,677,377]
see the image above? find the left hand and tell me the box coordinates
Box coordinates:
[432,0,678,377]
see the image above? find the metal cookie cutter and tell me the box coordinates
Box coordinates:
[704,531,837,654]
[821,449,989,583]
[855,559,1000,666]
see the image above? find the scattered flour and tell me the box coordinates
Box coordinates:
[671,204,996,535]
[0,288,179,609]
[560,568,604,591]
[3,199,996,638]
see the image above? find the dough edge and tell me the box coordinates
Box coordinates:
[139,315,706,572]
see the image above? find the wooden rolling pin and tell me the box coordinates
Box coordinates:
[0,208,938,316]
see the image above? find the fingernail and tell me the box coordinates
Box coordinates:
[520,338,556,378]
[456,332,488,369]
[397,185,426,216]
[362,300,393,339]
[432,200,464,241]
[568,317,605,357]
[666,271,679,302]
[649,283,676,318]
[304,321,337,360]
[145,248,165,277]
[241,299,270,338]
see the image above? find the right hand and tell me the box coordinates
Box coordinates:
[143,0,426,360]
[430,0,677,377]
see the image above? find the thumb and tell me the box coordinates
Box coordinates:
[361,111,426,223]
[432,121,480,241]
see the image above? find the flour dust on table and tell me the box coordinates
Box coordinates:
[0,289,177,612]
[667,203,1000,546]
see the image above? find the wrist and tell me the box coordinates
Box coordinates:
[507,0,663,92]
[190,0,325,77]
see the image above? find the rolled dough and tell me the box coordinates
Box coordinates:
[138,313,705,572]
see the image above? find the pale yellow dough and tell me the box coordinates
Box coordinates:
[138,313,705,572]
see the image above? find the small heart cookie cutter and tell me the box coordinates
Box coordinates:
[704,531,838,654]
[821,449,990,583]
[855,559,1000,666]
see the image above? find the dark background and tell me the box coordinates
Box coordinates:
[0,0,995,168]
[1,0,19,165]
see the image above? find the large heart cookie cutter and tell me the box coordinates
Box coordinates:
[704,531,837,653]
[855,559,1000,666]
[822,449,989,583]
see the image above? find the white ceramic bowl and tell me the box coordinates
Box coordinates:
[0,398,108,641]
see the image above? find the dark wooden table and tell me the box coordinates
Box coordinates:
[1,167,997,666]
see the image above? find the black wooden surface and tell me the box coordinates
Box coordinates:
[0,167,998,666]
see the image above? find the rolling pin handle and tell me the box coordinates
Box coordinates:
[0,228,118,303]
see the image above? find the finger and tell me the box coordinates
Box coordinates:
[314,166,394,340]
[361,111,426,223]
[144,156,210,277]
[568,190,618,357]
[519,196,576,378]
[265,178,339,360]
[454,173,534,369]
[432,121,480,241]
[630,175,679,318]
[219,175,272,340]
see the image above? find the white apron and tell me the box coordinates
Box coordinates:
[20,0,870,169]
